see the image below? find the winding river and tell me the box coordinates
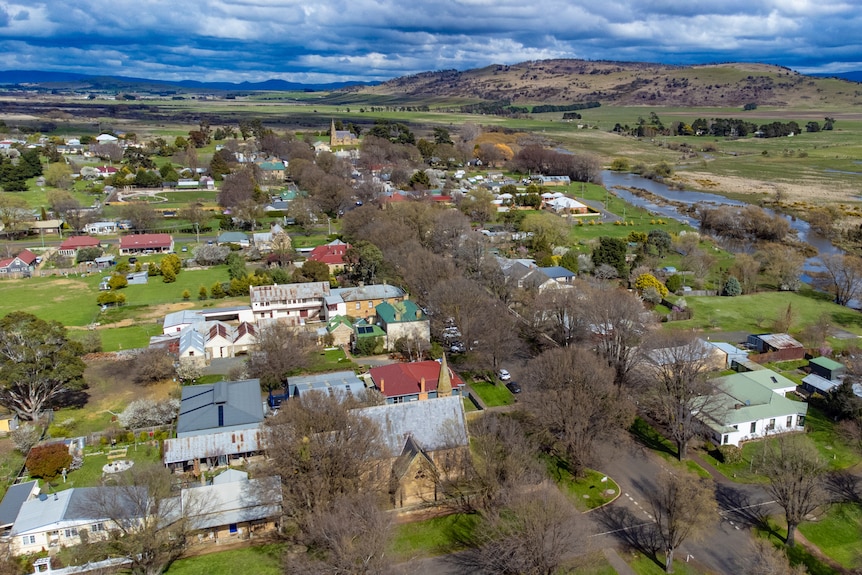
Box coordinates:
[599,170,843,280]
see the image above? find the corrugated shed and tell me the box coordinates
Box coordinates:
[163,427,262,464]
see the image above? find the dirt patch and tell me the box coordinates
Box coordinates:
[84,358,178,412]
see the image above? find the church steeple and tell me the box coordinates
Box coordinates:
[437,354,452,397]
[330,118,336,147]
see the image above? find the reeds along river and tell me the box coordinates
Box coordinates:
[598,170,844,283]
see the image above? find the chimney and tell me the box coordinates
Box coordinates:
[420,377,426,393]
[380,378,385,393]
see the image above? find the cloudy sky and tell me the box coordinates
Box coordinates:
[0,1,859,84]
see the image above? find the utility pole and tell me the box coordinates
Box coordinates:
[194,222,199,244]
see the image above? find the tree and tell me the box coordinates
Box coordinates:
[263,391,383,521]
[84,463,201,575]
[197,286,207,300]
[11,423,40,454]
[818,253,862,306]
[44,162,73,188]
[745,539,806,575]
[226,252,247,280]
[457,188,495,224]
[25,442,72,480]
[120,202,159,233]
[344,240,384,285]
[634,273,669,298]
[285,495,393,575]
[523,347,634,476]
[0,193,31,238]
[592,237,628,277]
[246,322,316,392]
[522,212,568,253]
[108,273,128,290]
[178,203,211,241]
[648,229,672,256]
[456,485,591,575]
[0,312,86,420]
[648,471,718,573]
[722,275,742,296]
[760,434,827,547]
[118,399,180,429]
[559,249,578,274]
[160,253,182,276]
[642,332,723,460]
[295,259,330,283]
[759,244,804,292]
[577,283,650,387]
[192,243,230,265]
[130,348,175,385]
[730,253,761,294]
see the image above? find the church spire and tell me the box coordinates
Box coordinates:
[437,354,452,397]
[330,118,336,147]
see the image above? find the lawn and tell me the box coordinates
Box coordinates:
[628,551,708,575]
[388,513,479,561]
[469,380,514,407]
[164,543,284,575]
[757,523,843,575]
[46,444,163,491]
[669,289,862,339]
[543,456,620,511]
[798,503,862,570]
[302,347,358,374]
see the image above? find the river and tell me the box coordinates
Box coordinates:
[599,170,843,279]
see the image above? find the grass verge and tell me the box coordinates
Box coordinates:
[165,543,284,575]
[469,380,514,407]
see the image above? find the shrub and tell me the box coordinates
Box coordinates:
[634,273,669,298]
[130,348,175,384]
[25,443,72,479]
[665,274,683,293]
[198,286,207,300]
[11,424,41,454]
[107,273,128,290]
[181,289,191,301]
[718,445,743,465]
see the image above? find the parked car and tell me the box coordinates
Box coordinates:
[450,342,466,353]
[181,246,188,252]
[505,381,521,394]
[128,257,137,264]
[498,369,511,381]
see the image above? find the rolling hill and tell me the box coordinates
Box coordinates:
[344,59,862,108]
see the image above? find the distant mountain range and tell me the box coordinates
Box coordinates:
[0,70,375,92]
[810,70,862,82]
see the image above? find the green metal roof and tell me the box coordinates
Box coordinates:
[810,356,844,371]
[715,370,797,393]
[707,371,807,427]
[376,300,426,324]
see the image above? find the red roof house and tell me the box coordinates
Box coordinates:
[58,236,101,256]
[369,357,465,403]
[307,240,351,272]
[119,234,174,255]
[0,249,37,276]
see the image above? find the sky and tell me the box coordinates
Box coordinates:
[0,1,859,85]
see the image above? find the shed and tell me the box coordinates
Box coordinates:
[809,356,845,381]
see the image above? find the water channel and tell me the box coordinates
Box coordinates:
[599,170,843,280]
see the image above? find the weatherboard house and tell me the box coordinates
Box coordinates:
[118,233,174,255]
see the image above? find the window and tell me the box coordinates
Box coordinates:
[768,418,776,431]
[787,416,793,428]
[92,523,105,532]
[750,421,757,434]
[355,303,361,310]
[64,528,78,538]
[229,523,238,534]
[722,434,729,445]
[368,301,373,308]
[798,415,806,427]
[22,535,36,545]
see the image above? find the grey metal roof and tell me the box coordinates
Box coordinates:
[330,284,405,302]
[287,370,366,398]
[164,309,205,330]
[176,380,264,437]
[354,395,468,457]
[163,427,263,464]
[802,373,840,394]
[10,487,130,536]
[0,481,38,528]
[179,327,205,356]
[250,282,330,304]
[184,475,281,531]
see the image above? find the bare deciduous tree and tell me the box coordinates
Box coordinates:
[641,332,723,460]
[285,494,393,575]
[745,539,807,575]
[760,434,828,547]
[263,391,383,522]
[455,485,591,575]
[84,463,201,575]
[523,346,634,476]
[436,412,542,514]
[246,322,316,392]
[577,282,651,387]
[818,253,862,306]
[648,471,717,573]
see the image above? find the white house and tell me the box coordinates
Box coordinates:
[84,221,118,235]
[701,370,807,447]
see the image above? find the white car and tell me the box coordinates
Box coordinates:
[498,369,511,381]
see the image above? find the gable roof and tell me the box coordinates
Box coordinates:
[176,379,264,437]
[369,360,464,398]
[59,236,100,250]
[538,266,576,280]
[376,300,426,324]
[10,487,133,536]
[707,371,808,428]
[810,356,844,372]
[307,242,351,265]
[354,395,468,456]
[119,233,173,249]
[184,475,281,531]
[286,370,366,398]
[330,284,405,302]
[0,480,38,529]
[250,282,330,304]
